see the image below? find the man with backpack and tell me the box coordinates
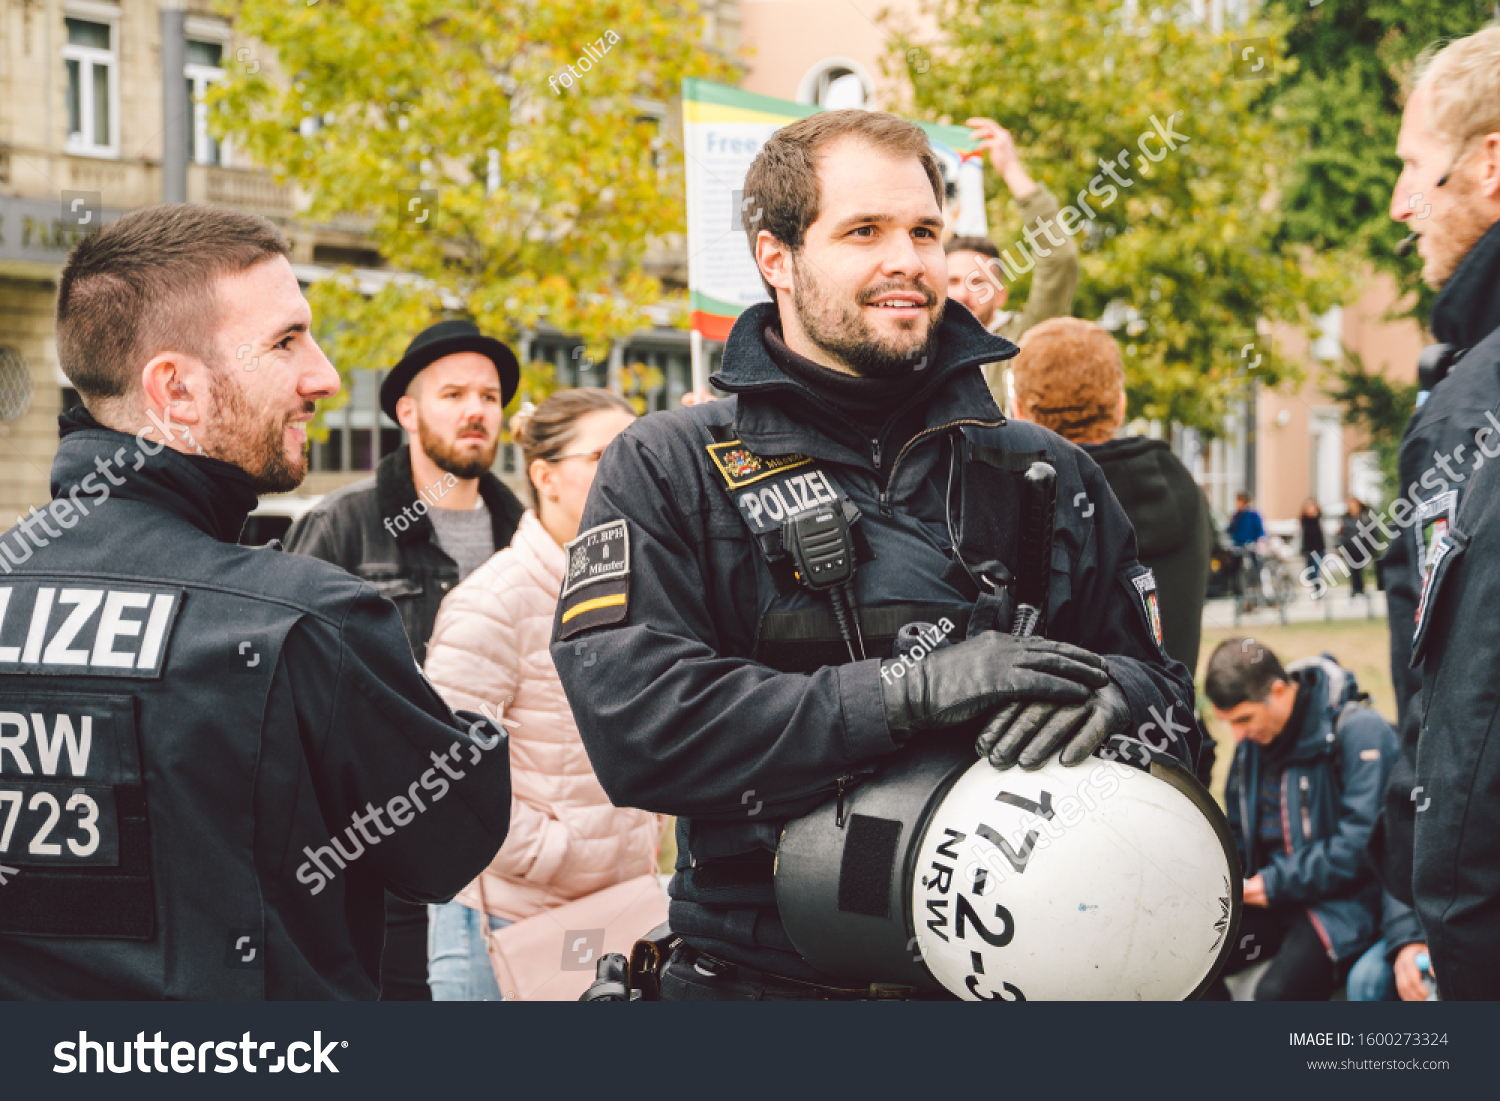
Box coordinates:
[1201,640,1398,1000]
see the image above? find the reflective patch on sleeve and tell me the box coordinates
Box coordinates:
[1359,748,1381,761]
[558,521,629,639]
[1130,567,1164,648]
[1416,490,1457,579]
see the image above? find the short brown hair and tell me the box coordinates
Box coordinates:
[56,204,290,410]
[742,110,944,297]
[944,235,999,260]
[509,387,635,508]
[1011,317,1124,443]
[1204,638,1287,710]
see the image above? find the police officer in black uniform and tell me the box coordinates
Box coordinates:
[0,205,511,998]
[1378,31,1500,998]
[550,111,1198,998]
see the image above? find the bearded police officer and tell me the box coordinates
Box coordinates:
[551,111,1199,999]
[1384,29,1500,999]
[0,206,511,999]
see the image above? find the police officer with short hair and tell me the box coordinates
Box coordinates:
[551,111,1198,998]
[1383,28,1500,998]
[0,205,511,999]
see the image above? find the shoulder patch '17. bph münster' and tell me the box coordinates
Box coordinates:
[558,520,629,640]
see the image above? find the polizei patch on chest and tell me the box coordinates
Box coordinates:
[558,520,630,640]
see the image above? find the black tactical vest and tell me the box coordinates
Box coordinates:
[670,426,1056,978]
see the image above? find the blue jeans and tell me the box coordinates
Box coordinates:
[1346,939,1397,1002]
[427,900,512,1001]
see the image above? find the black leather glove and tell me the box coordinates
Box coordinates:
[881,631,1110,736]
[976,682,1131,770]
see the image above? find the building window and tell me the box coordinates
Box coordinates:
[63,17,118,156]
[186,40,225,166]
[307,368,406,474]
[797,59,872,110]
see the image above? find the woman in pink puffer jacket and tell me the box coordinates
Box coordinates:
[423,388,663,1000]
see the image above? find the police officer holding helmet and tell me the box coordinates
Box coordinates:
[551,111,1199,999]
[0,205,511,998]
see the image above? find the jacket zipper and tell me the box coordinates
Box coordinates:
[1238,750,1254,874]
[1282,767,1336,961]
[1280,772,1294,856]
[877,417,1003,518]
[833,766,877,828]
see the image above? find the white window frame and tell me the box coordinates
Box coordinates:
[62,12,120,158]
[796,58,874,110]
[184,18,233,167]
[185,46,226,166]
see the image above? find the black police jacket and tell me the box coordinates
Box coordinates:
[0,410,511,999]
[1407,319,1500,999]
[1083,436,1212,671]
[1373,219,1500,910]
[549,302,1197,981]
[283,446,525,666]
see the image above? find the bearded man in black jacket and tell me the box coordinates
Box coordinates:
[1378,27,1500,998]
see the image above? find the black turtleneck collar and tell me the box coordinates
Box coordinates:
[52,405,260,544]
[1432,217,1500,352]
[1262,680,1310,768]
[761,322,932,437]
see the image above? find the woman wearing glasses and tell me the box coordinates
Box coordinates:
[423,387,664,999]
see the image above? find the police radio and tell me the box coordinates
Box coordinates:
[783,504,866,662]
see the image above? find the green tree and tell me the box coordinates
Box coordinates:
[1326,350,1418,496]
[210,0,735,412]
[888,0,1346,431]
[1265,0,1496,322]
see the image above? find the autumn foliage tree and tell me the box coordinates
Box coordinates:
[210,0,738,408]
[888,0,1347,431]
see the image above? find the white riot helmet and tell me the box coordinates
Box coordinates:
[775,738,1240,1000]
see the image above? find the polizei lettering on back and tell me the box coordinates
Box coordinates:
[0,582,183,678]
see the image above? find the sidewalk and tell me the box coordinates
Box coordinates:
[1202,589,1386,632]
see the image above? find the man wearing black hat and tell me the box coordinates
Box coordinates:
[285,318,525,999]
